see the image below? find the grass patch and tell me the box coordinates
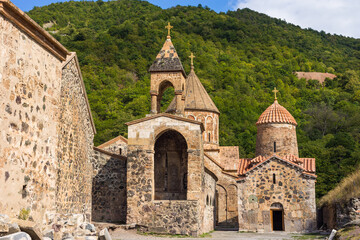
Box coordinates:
[319,168,360,206]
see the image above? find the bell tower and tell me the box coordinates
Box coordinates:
[148,22,186,115]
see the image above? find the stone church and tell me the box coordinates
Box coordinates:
[0,0,316,236]
[94,23,317,235]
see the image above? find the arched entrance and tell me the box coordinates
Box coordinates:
[154,130,188,200]
[215,184,227,226]
[271,203,284,231]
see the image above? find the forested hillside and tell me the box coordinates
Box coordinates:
[28,0,360,198]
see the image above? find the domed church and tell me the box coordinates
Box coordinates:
[93,23,317,236]
[237,90,317,232]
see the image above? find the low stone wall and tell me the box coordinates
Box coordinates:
[91,148,127,223]
[320,198,360,229]
[148,200,200,236]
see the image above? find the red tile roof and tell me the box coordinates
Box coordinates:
[237,154,316,177]
[256,100,297,126]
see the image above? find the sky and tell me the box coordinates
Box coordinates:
[10,0,360,39]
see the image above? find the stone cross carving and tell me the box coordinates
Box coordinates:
[272,87,279,100]
[189,52,195,68]
[165,22,173,37]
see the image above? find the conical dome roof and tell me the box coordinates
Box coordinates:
[149,37,186,76]
[166,69,219,114]
[256,100,297,126]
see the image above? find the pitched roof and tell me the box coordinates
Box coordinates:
[237,154,316,177]
[148,36,186,76]
[166,69,220,114]
[256,100,297,126]
[97,135,128,149]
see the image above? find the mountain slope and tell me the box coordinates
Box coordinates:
[28,0,360,198]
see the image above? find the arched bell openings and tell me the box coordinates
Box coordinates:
[154,130,188,200]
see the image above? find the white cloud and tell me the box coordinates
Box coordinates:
[233,0,360,38]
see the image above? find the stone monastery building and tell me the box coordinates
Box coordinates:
[94,24,317,235]
[0,1,316,237]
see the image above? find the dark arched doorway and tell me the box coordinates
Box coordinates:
[271,202,284,231]
[154,130,188,200]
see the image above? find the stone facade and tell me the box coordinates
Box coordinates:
[125,115,205,235]
[186,111,219,146]
[0,12,61,225]
[97,135,128,157]
[0,1,95,233]
[238,157,316,232]
[91,148,127,223]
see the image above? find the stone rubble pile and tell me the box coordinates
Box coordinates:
[0,214,112,240]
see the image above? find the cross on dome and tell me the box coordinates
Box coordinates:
[165,22,173,38]
[272,87,279,100]
[189,52,195,69]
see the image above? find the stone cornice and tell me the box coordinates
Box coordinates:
[125,113,205,132]
[0,0,69,61]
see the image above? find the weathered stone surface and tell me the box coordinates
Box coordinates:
[12,219,42,240]
[84,224,95,233]
[0,5,94,233]
[98,228,112,240]
[0,232,31,240]
[91,150,127,223]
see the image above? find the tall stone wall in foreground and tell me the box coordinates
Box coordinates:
[56,57,94,218]
[0,14,62,225]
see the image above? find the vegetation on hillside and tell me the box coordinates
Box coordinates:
[28,0,360,198]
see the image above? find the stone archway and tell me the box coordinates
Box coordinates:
[157,80,174,113]
[216,184,227,226]
[154,130,188,200]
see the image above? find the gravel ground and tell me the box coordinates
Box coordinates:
[110,229,328,240]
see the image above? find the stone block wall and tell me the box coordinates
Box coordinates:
[149,200,200,236]
[91,148,127,223]
[237,158,316,232]
[0,14,61,225]
[203,171,216,233]
[185,111,219,146]
[320,198,360,229]
[256,123,298,157]
[126,115,206,235]
[56,56,94,219]
[204,154,239,228]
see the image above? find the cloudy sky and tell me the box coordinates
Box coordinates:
[11,0,360,39]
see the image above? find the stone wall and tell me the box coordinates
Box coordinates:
[203,171,216,233]
[237,158,316,232]
[204,154,239,228]
[56,56,94,219]
[126,115,206,235]
[91,148,127,223]
[0,14,61,225]
[185,111,219,146]
[256,123,298,157]
[320,198,360,229]
[148,200,200,236]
